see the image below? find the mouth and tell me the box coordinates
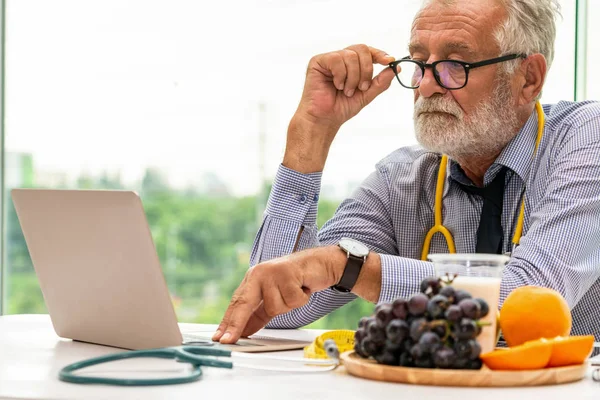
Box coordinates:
[418,111,455,117]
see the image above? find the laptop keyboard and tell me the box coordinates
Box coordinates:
[182,332,264,347]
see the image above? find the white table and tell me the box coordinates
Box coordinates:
[0,315,598,400]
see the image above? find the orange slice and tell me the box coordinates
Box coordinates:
[480,339,552,370]
[545,335,595,367]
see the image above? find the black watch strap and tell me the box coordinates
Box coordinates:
[331,253,366,293]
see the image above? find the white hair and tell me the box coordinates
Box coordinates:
[421,0,562,73]
[495,0,561,74]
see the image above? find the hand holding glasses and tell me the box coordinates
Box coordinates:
[388,53,526,90]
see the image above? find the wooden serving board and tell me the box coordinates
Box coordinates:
[340,351,587,387]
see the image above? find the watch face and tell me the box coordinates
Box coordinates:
[339,237,369,257]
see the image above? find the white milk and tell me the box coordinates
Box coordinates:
[451,275,501,355]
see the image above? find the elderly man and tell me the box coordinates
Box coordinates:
[213,0,600,345]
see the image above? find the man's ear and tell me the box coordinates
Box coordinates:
[518,53,547,105]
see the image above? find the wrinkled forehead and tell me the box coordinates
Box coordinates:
[410,0,506,57]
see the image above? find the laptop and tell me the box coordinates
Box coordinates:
[11,188,310,352]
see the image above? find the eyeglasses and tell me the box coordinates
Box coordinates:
[388,53,526,90]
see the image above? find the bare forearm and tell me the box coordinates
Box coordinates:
[353,251,382,302]
[282,114,340,173]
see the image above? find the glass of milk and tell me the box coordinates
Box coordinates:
[427,253,510,355]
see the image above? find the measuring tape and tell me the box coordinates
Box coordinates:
[303,330,355,359]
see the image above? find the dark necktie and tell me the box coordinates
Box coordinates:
[456,167,507,254]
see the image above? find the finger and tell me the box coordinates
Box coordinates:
[212,272,253,341]
[368,46,395,66]
[316,52,346,91]
[218,283,262,344]
[262,281,289,318]
[241,284,309,338]
[212,289,243,341]
[280,282,310,310]
[341,49,361,97]
[212,294,241,341]
[362,67,396,105]
[212,322,226,342]
[390,62,402,76]
[346,44,374,92]
[241,303,272,338]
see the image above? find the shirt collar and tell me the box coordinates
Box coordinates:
[446,107,541,188]
[493,108,541,183]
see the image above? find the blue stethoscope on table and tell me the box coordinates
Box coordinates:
[59,340,341,386]
[420,101,545,260]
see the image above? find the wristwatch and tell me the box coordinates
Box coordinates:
[331,237,370,293]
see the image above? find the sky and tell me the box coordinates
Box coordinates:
[5,0,598,198]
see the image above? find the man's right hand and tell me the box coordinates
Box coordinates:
[283,44,396,173]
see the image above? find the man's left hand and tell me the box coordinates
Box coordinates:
[212,246,343,344]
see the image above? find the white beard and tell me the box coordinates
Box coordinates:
[413,79,520,159]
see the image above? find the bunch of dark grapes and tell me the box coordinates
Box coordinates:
[353,275,489,369]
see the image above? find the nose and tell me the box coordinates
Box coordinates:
[418,66,447,98]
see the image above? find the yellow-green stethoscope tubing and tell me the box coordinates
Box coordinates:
[421,101,545,261]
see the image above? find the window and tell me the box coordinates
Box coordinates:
[542,0,576,103]
[584,0,599,99]
[1,0,580,329]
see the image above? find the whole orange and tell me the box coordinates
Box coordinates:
[500,286,572,347]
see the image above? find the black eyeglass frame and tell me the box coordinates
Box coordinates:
[388,53,527,90]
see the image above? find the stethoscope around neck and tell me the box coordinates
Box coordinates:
[420,101,545,261]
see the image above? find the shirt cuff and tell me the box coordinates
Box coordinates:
[264,164,322,224]
[378,254,435,303]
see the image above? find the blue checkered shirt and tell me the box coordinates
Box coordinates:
[250,100,600,341]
